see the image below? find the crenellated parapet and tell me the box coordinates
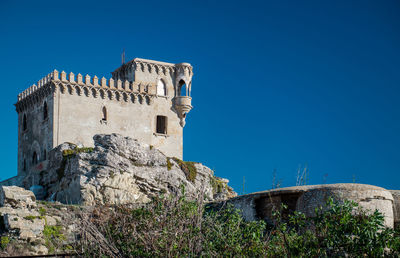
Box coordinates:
[112,58,193,81]
[15,69,159,113]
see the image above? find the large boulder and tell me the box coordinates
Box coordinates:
[22,134,236,205]
[0,186,36,209]
[0,186,43,245]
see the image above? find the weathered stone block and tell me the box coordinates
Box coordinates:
[0,186,36,208]
[4,214,45,236]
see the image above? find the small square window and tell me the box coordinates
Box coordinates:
[156,116,167,134]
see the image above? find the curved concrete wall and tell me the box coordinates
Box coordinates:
[220,183,396,228]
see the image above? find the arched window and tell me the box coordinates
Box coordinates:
[32,151,38,165]
[102,107,107,121]
[23,114,27,131]
[178,80,187,96]
[23,159,26,171]
[157,80,166,96]
[43,102,48,120]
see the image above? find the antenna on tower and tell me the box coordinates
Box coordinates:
[121,49,125,65]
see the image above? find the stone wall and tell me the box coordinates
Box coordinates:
[53,81,183,159]
[17,94,54,176]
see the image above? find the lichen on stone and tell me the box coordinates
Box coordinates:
[62,146,94,158]
[167,158,172,171]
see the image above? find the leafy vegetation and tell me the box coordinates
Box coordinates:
[43,225,65,253]
[23,216,37,221]
[78,194,400,257]
[209,176,227,194]
[39,207,46,216]
[0,236,9,250]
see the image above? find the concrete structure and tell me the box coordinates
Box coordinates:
[14,58,193,176]
[216,183,397,228]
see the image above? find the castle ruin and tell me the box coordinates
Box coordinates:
[15,58,193,176]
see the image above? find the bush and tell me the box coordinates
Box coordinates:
[43,225,65,253]
[0,236,9,250]
[268,198,400,257]
[77,195,400,257]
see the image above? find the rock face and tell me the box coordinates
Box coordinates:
[0,186,80,256]
[21,134,236,206]
[0,186,36,209]
[218,183,395,228]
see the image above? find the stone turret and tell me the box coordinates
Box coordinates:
[111,58,194,127]
[173,63,193,127]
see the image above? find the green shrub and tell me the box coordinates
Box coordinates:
[209,176,227,194]
[267,198,400,257]
[39,207,46,216]
[78,195,400,257]
[43,225,65,253]
[0,236,9,249]
[79,194,268,257]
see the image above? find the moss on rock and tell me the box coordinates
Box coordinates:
[172,158,198,183]
[62,147,94,158]
[210,176,228,194]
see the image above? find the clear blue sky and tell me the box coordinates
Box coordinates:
[0,0,399,193]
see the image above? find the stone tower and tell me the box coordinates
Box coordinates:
[15,58,193,176]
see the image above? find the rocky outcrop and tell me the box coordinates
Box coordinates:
[21,134,236,206]
[0,186,80,256]
[217,183,395,228]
